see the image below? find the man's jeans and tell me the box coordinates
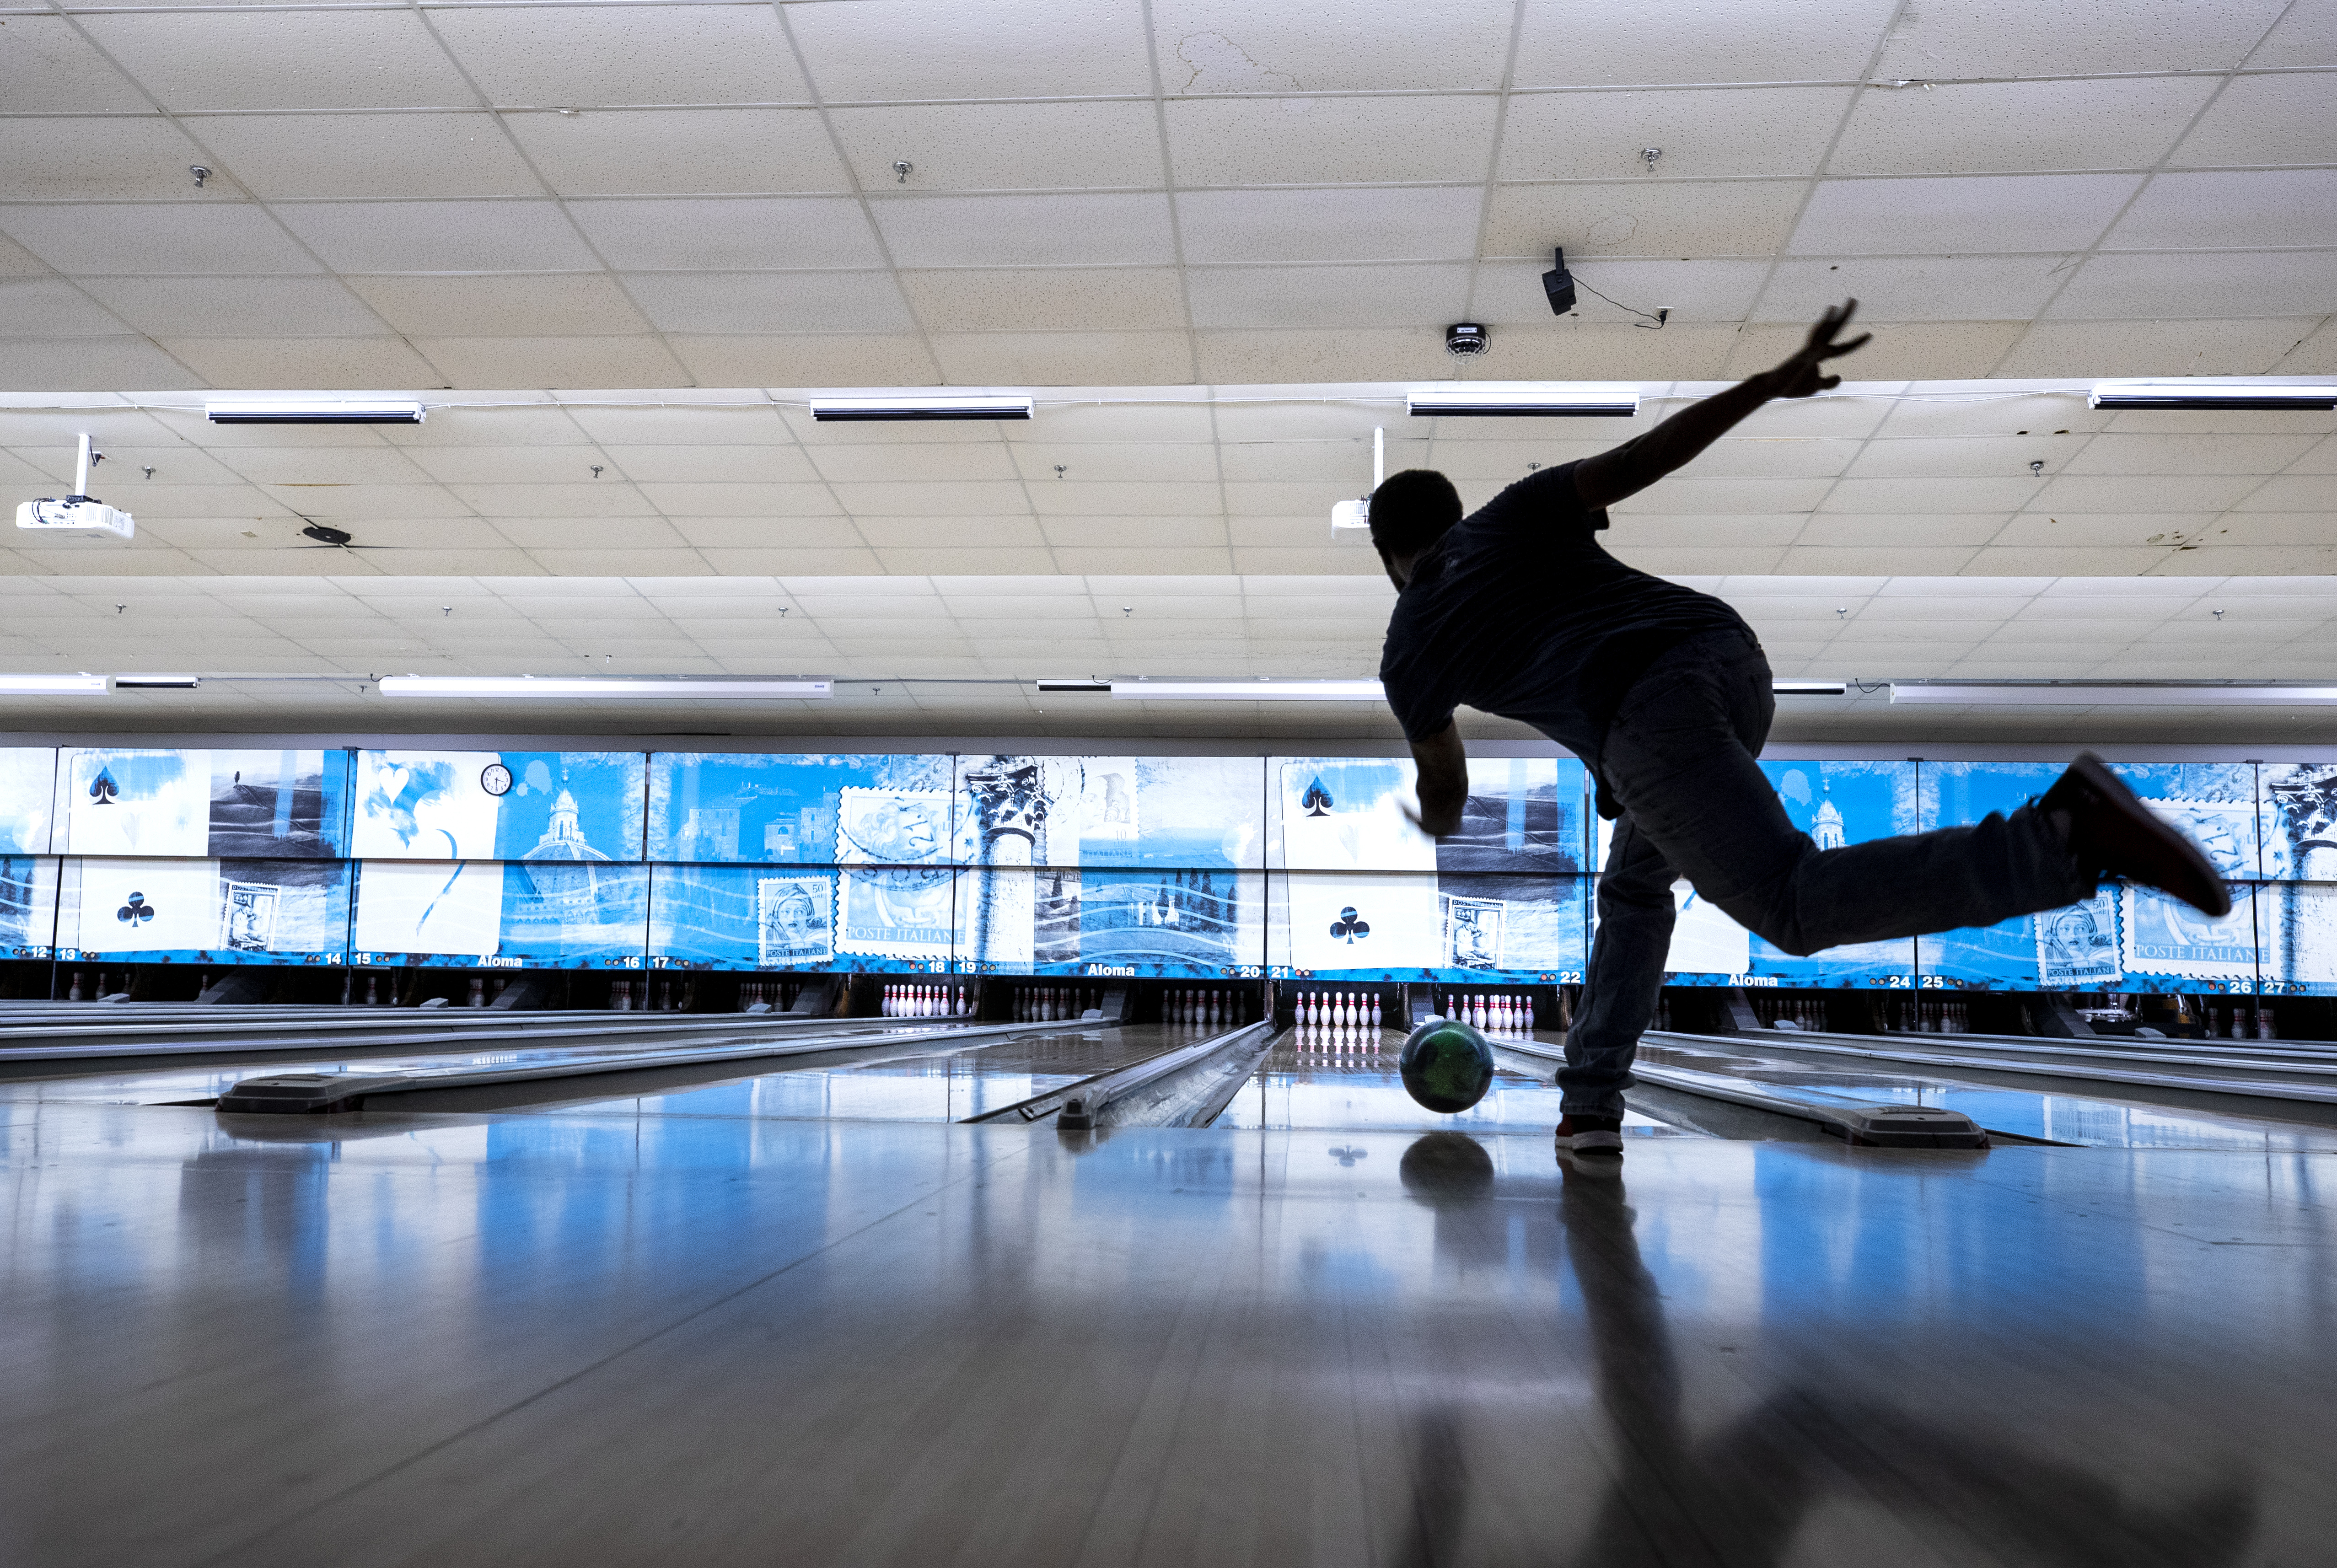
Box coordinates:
[1560,628,2093,1118]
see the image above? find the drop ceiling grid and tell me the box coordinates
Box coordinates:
[1,2,2331,389]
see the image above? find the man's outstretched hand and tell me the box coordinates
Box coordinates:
[1770,299,1870,399]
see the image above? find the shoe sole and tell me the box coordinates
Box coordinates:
[2065,752,2232,918]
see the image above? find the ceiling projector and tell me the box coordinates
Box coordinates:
[16,435,133,540]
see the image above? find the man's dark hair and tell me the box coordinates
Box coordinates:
[1368,468,1462,562]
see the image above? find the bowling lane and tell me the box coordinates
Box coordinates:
[0,1019,1012,1112]
[483,1020,1210,1122]
[1214,1022,1695,1137]
[1639,1037,2337,1151]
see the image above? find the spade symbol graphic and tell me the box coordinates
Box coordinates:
[1329,906,1369,943]
[1301,778,1333,816]
[88,767,119,805]
[117,891,155,925]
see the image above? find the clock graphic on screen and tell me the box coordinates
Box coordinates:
[480,763,513,797]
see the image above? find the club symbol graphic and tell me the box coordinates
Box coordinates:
[117,891,156,925]
[88,767,119,805]
[1329,906,1370,943]
[1301,777,1333,816]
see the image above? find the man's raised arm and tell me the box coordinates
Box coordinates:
[1573,300,1870,513]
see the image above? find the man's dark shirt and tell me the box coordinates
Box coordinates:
[1378,462,1750,815]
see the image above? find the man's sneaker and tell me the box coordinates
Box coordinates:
[1555,1114,1623,1156]
[2041,752,2231,918]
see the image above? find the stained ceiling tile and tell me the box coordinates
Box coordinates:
[1827,77,2217,176]
[1870,0,2290,78]
[1482,181,1808,259]
[1512,0,1900,87]
[1151,0,1515,92]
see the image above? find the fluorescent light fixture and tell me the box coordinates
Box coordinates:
[2089,380,2337,412]
[1892,681,2337,707]
[1111,679,1386,701]
[1035,679,1112,693]
[810,393,1033,422]
[1408,386,1639,418]
[113,674,200,690]
[0,673,108,696]
[377,676,832,699]
[206,397,427,425]
[1772,681,1847,696]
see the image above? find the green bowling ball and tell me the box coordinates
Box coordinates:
[1399,1016,1495,1114]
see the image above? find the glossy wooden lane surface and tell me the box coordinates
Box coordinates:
[0,1100,2324,1565]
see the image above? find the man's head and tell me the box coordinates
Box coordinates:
[1368,468,1461,587]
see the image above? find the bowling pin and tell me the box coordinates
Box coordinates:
[1370,994,1382,1029]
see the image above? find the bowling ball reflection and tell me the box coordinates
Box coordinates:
[1398,1132,1495,1204]
[1399,1018,1494,1114]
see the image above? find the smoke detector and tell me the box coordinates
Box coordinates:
[1445,322,1489,357]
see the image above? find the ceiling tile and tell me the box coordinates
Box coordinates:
[1793,514,2010,547]
[0,118,217,201]
[2044,253,2337,322]
[854,516,1047,548]
[0,16,150,113]
[1847,436,2067,478]
[1482,180,1807,259]
[156,335,445,388]
[1871,0,2290,78]
[1722,320,2025,380]
[1165,96,1498,186]
[871,194,1177,268]
[0,279,129,338]
[622,271,913,335]
[1185,263,1469,328]
[195,113,542,201]
[448,482,656,517]
[1756,255,2073,322]
[431,6,812,108]
[806,443,1017,483]
[788,0,1153,100]
[1512,0,1899,86]
[2033,473,2262,512]
[672,519,865,549]
[899,268,1186,333]
[830,102,1164,193]
[404,447,612,486]
[409,337,692,389]
[600,446,820,484]
[0,338,203,392]
[2175,71,2337,167]
[1500,87,1854,181]
[1040,516,1230,548]
[1176,186,1483,263]
[2233,473,2337,512]
[486,516,689,548]
[665,334,941,387]
[276,201,597,273]
[79,276,387,338]
[1821,476,2045,513]
[827,481,1032,516]
[346,274,651,338]
[2246,2,2337,66]
[639,482,847,516]
[504,109,850,198]
[1152,0,1514,92]
[1788,174,2142,255]
[0,203,319,275]
[2107,170,2337,250]
[1827,77,2216,176]
[569,198,883,269]
[76,12,478,113]
[2063,433,2321,476]
[1999,317,2325,377]
[524,550,715,576]
[927,331,1196,386]
[1015,443,1219,483]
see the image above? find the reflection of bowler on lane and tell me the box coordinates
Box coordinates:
[1373,302,2231,1160]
